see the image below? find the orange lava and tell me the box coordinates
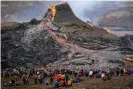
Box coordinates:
[50,5,56,21]
[106,29,112,34]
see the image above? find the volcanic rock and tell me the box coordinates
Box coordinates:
[1,3,133,71]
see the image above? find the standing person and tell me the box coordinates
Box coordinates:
[22,74,26,85]
[75,75,81,83]
[67,79,72,86]
[116,68,120,77]
[60,79,65,86]
[120,68,124,76]
[81,69,84,76]
[38,73,43,84]
[129,68,133,74]
[10,79,16,87]
[65,74,69,83]
[45,80,49,86]
[50,75,53,85]
[25,74,29,84]
[101,72,106,81]
[33,74,38,84]
[74,71,78,77]
[85,70,89,77]
[54,81,59,88]
[14,75,19,81]
[89,70,93,78]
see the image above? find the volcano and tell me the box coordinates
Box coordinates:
[1,2,133,70]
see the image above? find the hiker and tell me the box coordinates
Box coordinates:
[85,70,89,77]
[107,72,112,80]
[89,70,93,78]
[75,76,81,83]
[116,68,120,77]
[38,73,43,84]
[25,74,29,84]
[54,81,59,88]
[67,79,72,86]
[65,74,69,82]
[10,79,16,87]
[14,75,19,81]
[60,79,66,86]
[61,74,65,80]
[33,74,38,84]
[81,69,84,76]
[97,70,102,78]
[129,68,133,74]
[101,71,106,81]
[19,72,23,78]
[120,69,124,76]
[74,71,78,77]
[50,75,54,85]
[45,80,49,86]
[22,74,26,85]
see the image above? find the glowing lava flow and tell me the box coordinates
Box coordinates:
[40,21,93,55]
[42,22,68,45]
[106,29,112,34]
[39,5,93,55]
[50,5,56,21]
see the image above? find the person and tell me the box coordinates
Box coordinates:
[107,72,112,80]
[89,70,93,78]
[55,74,61,81]
[65,74,69,82]
[120,69,124,76]
[38,74,43,84]
[101,71,107,81]
[45,80,49,86]
[10,79,16,87]
[81,69,84,76]
[50,75,53,85]
[61,74,65,80]
[25,74,29,84]
[75,76,81,83]
[85,70,89,77]
[74,71,78,77]
[54,81,59,88]
[67,79,72,86]
[116,68,120,77]
[22,74,26,85]
[124,68,127,75]
[60,79,65,86]
[97,70,102,78]
[15,75,19,81]
[129,68,133,74]
[33,75,38,84]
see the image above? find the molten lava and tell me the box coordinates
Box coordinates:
[106,29,112,34]
[40,5,94,55]
[126,57,133,61]
[50,5,56,21]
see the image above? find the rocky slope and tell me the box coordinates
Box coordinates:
[1,3,133,70]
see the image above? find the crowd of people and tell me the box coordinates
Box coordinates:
[2,67,133,88]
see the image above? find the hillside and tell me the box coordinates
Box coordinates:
[1,75,133,89]
[1,3,133,71]
[99,7,133,28]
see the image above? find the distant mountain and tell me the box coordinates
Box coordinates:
[99,7,133,28]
